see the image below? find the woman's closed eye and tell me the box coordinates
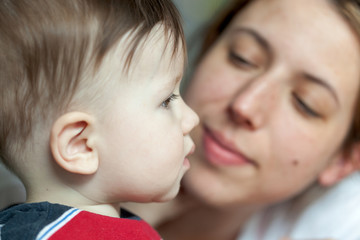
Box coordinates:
[292,93,322,118]
[229,51,256,69]
[161,93,179,109]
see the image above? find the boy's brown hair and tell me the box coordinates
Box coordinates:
[0,0,185,173]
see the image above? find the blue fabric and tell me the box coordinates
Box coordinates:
[0,202,71,240]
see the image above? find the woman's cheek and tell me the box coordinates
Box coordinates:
[275,127,327,177]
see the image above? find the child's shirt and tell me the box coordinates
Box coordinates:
[0,202,161,240]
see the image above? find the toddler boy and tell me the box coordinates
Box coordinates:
[0,0,199,239]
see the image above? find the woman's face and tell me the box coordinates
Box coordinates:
[184,0,360,206]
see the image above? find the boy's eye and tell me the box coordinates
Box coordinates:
[292,93,322,118]
[161,94,179,109]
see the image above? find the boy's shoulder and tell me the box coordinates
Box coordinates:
[0,202,74,239]
[0,202,161,240]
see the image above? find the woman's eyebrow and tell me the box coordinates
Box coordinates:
[303,73,340,106]
[232,27,272,54]
[232,28,340,106]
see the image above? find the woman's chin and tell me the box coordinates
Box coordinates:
[183,167,235,207]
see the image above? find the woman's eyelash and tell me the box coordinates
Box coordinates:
[161,94,179,109]
[292,93,321,118]
[229,51,254,67]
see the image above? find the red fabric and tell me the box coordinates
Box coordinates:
[49,211,161,240]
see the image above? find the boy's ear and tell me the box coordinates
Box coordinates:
[318,143,360,187]
[50,112,99,175]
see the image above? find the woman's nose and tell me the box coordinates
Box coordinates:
[182,101,200,135]
[228,79,274,130]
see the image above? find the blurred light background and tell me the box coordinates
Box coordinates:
[171,0,230,90]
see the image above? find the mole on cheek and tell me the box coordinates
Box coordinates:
[292,159,299,166]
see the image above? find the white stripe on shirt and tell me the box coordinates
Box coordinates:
[36,208,81,240]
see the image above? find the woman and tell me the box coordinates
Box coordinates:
[127,0,360,239]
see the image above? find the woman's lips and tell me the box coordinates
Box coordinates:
[203,127,254,166]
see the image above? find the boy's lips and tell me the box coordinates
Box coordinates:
[202,127,256,166]
[187,145,196,157]
[184,145,195,168]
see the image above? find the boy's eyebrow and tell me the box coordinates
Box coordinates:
[175,74,182,84]
[160,74,182,91]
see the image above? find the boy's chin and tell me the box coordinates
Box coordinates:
[151,186,181,203]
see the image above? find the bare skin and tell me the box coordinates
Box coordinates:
[157,199,257,240]
[125,190,258,240]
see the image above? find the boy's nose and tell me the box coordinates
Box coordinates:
[182,102,199,135]
[228,77,275,130]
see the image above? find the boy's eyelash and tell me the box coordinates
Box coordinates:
[161,94,179,109]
